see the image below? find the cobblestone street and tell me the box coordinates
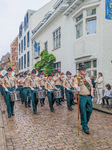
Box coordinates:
[0,96,112,150]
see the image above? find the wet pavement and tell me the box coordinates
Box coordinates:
[0,96,112,150]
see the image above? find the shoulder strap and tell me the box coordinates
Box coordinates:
[48,80,53,88]
[7,76,12,88]
[31,77,37,88]
[66,78,73,88]
[80,76,91,92]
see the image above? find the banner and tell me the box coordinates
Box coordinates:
[105,0,112,20]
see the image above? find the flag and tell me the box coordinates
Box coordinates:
[105,0,112,20]
[34,41,37,52]
[37,43,40,53]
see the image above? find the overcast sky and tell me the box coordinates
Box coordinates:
[0,0,51,59]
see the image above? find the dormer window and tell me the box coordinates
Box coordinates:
[19,24,23,39]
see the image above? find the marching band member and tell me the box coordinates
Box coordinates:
[22,71,31,108]
[53,70,62,105]
[2,67,17,118]
[60,72,65,102]
[18,74,24,104]
[63,71,75,111]
[0,74,2,95]
[45,73,58,112]
[39,72,47,107]
[74,65,93,134]
[29,69,40,114]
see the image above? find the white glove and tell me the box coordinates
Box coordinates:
[25,76,28,79]
[67,87,70,90]
[91,98,93,102]
[77,86,80,92]
[57,88,60,91]
[31,87,35,91]
[39,87,42,90]
[71,77,73,79]
[5,88,8,92]
[48,89,51,92]
[15,86,18,90]
[58,75,60,78]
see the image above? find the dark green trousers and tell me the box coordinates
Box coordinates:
[79,95,93,130]
[40,87,46,105]
[5,88,15,115]
[24,88,31,107]
[65,88,74,108]
[60,86,64,100]
[19,86,24,102]
[31,88,38,113]
[0,85,2,94]
[48,91,55,111]
[56,85,61,104]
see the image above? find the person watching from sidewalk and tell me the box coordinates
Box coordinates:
[102,84,112,108]
[94,72,104,104]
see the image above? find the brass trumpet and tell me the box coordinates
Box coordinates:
[44,74,48,78]
[60,72,64,77]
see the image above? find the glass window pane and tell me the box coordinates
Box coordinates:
[76,22,83,39]
[93,70,97,79]
[79,63,82,67]
[87,9,96,16]
[86,71,91,77]
[84,61,91,68]
[93,60,97,68]
[76,14,83,22]
[87,18,96,34]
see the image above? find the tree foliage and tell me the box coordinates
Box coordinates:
[34,50,56,75]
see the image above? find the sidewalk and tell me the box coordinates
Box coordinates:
[0,96,6,150]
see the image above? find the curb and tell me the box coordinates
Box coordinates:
[0,103,7,150]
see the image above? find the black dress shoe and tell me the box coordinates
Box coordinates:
[22,101,24,104]
[25,106,28,108]
[34,111,37,114]
[56,103,59,106]
[106,105,110,108]
[28,105,31,107]
[12,113,15,116]
[59,103,62,105]
[8,114,11,118]
[101,104,105,107]
[43,103,45,105]
[68,107,73,111]
[83,129,90,134]
[72,101,75,105]
[41,104,44,107]
[61,99,65,102]
[50,109,54,112]
[52,107,54,110]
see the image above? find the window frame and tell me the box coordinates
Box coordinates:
[44,41,48,50]
[53,27,61,50]
[27,31,30,47]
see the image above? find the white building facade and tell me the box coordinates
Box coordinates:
[18,0,57,73]
[31,0,112,86]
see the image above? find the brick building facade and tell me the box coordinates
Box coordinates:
[11,36,18,62]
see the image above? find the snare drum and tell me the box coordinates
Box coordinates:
[35,90,45,99]
[9,91,20,102]
[53,90,62,99]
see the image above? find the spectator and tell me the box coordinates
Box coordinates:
[94,72,104,104]
[90,75,95,88]
[102,84,112,108]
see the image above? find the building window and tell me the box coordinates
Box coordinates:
[24,36,26,50]
[16,57,18,61]
[76,14,83,39]
[54,62,61,72]
[87,18,96,34]
[84,61,91,69]
[24,54,26,68]
[21,56,23,69]
[53,27,61,50]
[27,51,30,67]
[87,9,96,16]
[86,8,96,35]
[19,24,22,39]
[93,60,97,68]
[21,40,23,53]
[19,43,20,55]
[19,58,21,70]
[27,31,29,47]
[44,41,48,50]
[76,59,97,77]
[24,12,29,31]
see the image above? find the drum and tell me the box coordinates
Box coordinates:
[53,90,62,99]
[35,90,45,99]
[9,91,20,102]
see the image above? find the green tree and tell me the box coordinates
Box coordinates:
[34,50,56,75]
